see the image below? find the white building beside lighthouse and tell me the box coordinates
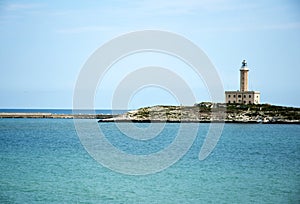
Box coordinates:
[225,60,260,104]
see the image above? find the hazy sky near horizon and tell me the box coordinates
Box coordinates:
[0,0,299,109]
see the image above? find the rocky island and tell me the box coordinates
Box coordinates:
[1,103,299,123]
[98,102,300,124]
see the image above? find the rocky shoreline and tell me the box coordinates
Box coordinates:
[1,103,299,124]
[98,102,300,124]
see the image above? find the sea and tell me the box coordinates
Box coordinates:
[0,110,299,203]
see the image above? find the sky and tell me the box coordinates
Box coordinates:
[0,0,299,109]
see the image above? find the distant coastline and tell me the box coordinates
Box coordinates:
[0,109,127,115]
[0,109,126,119]
[0,112,115,119]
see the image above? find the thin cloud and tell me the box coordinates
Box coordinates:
[5,3,44,11]
[136,0,258,14]
[56,25,114,34]
[210,22,299,34]
[202,22,300,33]
[263,22,300,30]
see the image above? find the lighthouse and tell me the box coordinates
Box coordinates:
[225,60,260,104]
[240,60,249,92]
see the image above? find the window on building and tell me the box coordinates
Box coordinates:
[228,101,231,104]
[238,95,241,98]
[249,95,251,98]
[244,95,246,98]
[249,101,252,104]
[238,100,241,103]
[244,101,246,104]
[233,95,236,98]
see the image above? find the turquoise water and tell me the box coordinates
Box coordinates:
[0,119,299,203]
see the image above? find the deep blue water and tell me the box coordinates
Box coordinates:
[0,119,299,203]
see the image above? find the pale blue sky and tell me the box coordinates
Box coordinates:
[0,0,299,109]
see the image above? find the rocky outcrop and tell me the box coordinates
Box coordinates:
[99,102,300,123]
[225,103,300,123]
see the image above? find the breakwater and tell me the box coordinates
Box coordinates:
[0,113,115,119]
